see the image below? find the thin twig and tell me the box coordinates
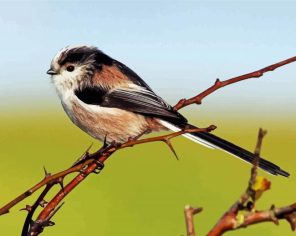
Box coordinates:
[248,128,267,192]
[206,128,296,236]
[174,56,296,110]
[184,205,202,236]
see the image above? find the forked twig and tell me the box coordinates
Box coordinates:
[207,128,267,236]
[184,205,203,236]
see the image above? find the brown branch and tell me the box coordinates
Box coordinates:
[207,203,296,236]
[237,203,296,229]
[174,55,296,110]
[207,128,267,236]
[184,205,202,236]
[21,183,53,236]
[206,128,296,236]
[0,126,215,235]
[0,156,94,216]
[0,126,215,219]
[247,128,267,193]
[28,159,107,235]
[28,126,216,235]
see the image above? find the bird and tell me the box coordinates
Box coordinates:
[47,45,289,177]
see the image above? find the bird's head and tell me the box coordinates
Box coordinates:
[47,45,113,95]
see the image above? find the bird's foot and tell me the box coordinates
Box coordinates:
[92,160,105,174]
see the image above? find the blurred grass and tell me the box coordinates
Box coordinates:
[0,105,296,235]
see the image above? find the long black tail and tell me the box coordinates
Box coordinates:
[162,121,289,177]
[188,124,289,177]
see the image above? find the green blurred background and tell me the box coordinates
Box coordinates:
[1,1,296,235]
[1,103,296,235]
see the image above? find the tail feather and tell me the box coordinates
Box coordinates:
[159,121,289,177]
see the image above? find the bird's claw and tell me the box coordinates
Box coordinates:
[92,160,104,174]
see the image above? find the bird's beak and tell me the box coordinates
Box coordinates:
[47,68,58,75]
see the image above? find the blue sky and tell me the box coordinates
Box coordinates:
[0,1,296,111]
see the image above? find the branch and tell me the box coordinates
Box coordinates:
[29,126,216,235]
[0,126,215,235]
[174,55,296,110]
[236,203,296,230]
[0,126,215,219]
[28,159,106,235]
[21,183,53,236]
[206,129,296,236]
[182,129,296,236]
[184,205,202,236]
[0,155,93,216]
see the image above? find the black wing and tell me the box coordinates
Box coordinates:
[75,85,187,125]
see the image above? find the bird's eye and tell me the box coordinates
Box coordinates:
[66,65,75,72]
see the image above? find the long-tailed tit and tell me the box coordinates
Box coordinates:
[47,45,289,177]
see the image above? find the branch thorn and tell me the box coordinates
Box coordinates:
[43,166,51,178]
[37,219,55,227]
[84,143,93,154]
[103,134,108,148]
[71,143,93,167]
[39,200,48,208]
[20,205,32,212]
[163,138,179,160]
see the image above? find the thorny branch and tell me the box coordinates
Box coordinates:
[1,126,216,235]
[0,55,295,235]
[0,127,215,217]
[21,184,53,236]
